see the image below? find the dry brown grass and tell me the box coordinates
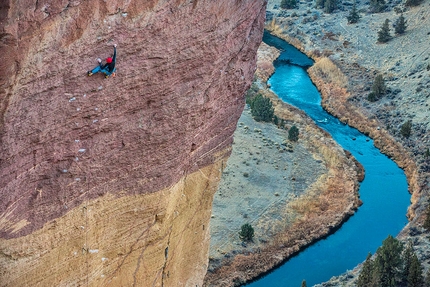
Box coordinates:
[265,18,304,51]
[310,57,348,88]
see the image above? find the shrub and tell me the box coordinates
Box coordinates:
[239,223,254,242]
[288,125,299,142]
[250,94,274,122]
[400,120,412,138]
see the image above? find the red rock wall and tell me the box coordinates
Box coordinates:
[0,0,267,239]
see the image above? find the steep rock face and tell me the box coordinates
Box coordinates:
[0,0,266,285]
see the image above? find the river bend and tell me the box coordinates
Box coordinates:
[245,32,410,287]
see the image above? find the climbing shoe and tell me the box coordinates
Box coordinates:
[87,71,93,76]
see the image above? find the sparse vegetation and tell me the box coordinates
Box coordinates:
[394,14,407,34]
[400,120,412,138]
[377,19,392,43]
[288,125,299,142]
[311,57,348,88]
[239,223,254,242]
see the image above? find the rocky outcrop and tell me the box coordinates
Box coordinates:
[0,0,267,286]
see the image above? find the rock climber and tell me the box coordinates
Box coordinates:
[87,44,117,78]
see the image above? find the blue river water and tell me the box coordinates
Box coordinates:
[244,32,410,287]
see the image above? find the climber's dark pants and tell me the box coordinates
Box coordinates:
[90,64,116,76]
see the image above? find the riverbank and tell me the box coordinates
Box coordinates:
[204,42,362,286]
[265,0,430,284]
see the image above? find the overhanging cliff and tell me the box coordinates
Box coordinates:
[0,0,267,286]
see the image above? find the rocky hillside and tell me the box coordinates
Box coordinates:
[0,0,267,286]
[266,0,430,284]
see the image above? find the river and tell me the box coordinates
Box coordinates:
[244,32,410,287]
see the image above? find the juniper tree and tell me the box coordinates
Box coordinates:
[425,269,430,287]
[368,74,386,101]
[400,120,412,138]
[425,148,430,159]
[374,235,403,287]
[370,0,386,12]
[281,0,298,9]
[250,94,274,122]
[347,2,360,23]
[316,0,325,9]
[301,280,307,287]
[372,74,386,95]
[395,14,407,34]
[424,203,430,231]
[358,253,375,287]
[288,125,299,142]
[402,241,414,284]
[239,223,254,242]
[316,0,338,13]
[324,0,338,13]
[408,253,424,287]
[377,19,392,43]
[405,0,423,7]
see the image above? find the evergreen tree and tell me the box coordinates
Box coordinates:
[316,0,325,9]
[400,120,412,138]
[425,148,430,159]
[374,235,403,287]
[425,269,430,287]
[395,14,407,34]
[358,253,375,287]
[324,0,338,13]
[239,223,254,242]
[408,253,424,287]
[347,2,360,24]
[301,280,307,287]
[423,204,430,231]
[378,19,392,43]
[288,125,299,142]
[369,74,386,101]
[402,241,414,284]
[281,0,298,9]
[250,94,274,122]
[370,0,386,12]
[405,0,423,7]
